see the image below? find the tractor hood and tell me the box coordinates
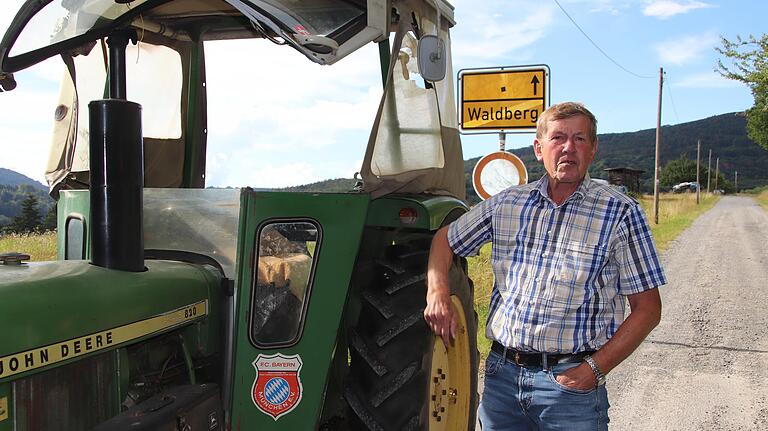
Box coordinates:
[0,259,220,382]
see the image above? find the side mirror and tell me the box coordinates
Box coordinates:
[417,35,446,82]
[0,72,16,92]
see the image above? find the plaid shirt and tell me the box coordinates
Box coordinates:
[448,175,666,353]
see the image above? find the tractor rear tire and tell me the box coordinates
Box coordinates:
[346,241,478,431]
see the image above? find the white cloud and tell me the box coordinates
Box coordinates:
[451,1,556,62]
[673,72,741,89]
[655,33,719,66]
[643,1,715,19]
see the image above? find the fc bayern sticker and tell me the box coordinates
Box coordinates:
[252,353,303,420]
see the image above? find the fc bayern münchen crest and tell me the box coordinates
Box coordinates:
[252,353,303,420]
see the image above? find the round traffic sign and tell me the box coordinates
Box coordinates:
[472,151,528,200]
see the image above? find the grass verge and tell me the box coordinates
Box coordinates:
[743,186,768,212]
[0,231,57,261]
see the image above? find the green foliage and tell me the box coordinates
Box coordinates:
[42,202,58,231]
[717,34,768,150]
[0,183,54,228]
[660,157,699,188]
[10,194,42,233]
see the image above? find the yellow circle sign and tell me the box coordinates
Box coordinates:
[472,152,528,200]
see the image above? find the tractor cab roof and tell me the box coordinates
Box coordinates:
[2,0,454,73]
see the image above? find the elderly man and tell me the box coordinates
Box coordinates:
[424,102,666,430]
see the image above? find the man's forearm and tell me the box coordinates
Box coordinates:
[427,226,454,295]
[592,288,662,374]
[424,226,459,343]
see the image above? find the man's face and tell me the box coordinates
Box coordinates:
[534,115,598,184]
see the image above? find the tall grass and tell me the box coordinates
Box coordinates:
[0,231,57,261]
[467,192,720,359]
[744,186,768,211]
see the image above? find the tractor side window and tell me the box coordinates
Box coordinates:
[65,216,86,260]
[251,221,319,346]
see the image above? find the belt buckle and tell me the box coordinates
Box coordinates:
[513,352,523,366]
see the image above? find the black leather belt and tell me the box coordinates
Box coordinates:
[491,341,594,368]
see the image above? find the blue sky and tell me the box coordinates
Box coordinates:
[0,0,763,187]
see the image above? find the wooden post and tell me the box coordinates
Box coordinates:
[706,149,712,193]
[714,158,719,192]
[735,171,738,193]
[696,139,701,204]
[653,67,663,224]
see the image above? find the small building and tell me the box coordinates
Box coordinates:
[603,167,645,194]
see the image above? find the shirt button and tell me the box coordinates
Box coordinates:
[541,252,548,257]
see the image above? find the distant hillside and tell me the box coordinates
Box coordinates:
[0,184,54,227]
[0,168,47,190]
[0,169,53,227]
[281,178,358,193]
[464,112,768,203]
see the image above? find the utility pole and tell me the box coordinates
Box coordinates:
[735,171,738,193]
[696,139,701,204]
[714,157,719,192]
[653,67,663,224]
[706,149,712,193]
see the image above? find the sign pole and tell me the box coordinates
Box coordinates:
[499,132,506,151]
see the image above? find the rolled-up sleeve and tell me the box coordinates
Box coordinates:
[614,204,667,295]
[447,196,497,257]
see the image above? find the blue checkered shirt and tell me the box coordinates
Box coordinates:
[448,175,666,353]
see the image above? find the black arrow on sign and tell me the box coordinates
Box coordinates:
[531,76,540,95]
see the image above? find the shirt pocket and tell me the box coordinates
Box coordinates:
[551,241,608,305]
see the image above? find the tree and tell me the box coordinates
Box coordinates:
[42,202,58,231]
[10,194,42,233]
[717,34,768,151]
[660,157,700,188]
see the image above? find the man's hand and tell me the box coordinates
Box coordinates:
[424,290,456,346]
[555,363,597,391]
[425,227,457,347]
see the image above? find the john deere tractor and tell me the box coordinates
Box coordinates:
[0,0,478,429]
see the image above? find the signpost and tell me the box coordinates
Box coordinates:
[458,65,550,200]
[458,65,550,133]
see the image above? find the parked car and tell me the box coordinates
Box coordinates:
[672,182,699,193]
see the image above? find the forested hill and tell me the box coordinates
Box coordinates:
[463,112,768,201]
[0,169,53,228]
[0,168,47,189]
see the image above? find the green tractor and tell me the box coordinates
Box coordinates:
[0,0,478,429]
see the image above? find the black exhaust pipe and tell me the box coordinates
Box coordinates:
[88,99,144,272]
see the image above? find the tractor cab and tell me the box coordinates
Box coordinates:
[0,1,477,430]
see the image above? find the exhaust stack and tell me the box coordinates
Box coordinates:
[89,30,144,272]
[88,99,144,272]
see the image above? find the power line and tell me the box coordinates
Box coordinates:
[551,0,655,79]
[663,72,680,123]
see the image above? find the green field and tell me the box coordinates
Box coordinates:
[467,192,721,359]
[0,231,57,261]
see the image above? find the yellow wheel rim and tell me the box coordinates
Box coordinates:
[427,295,471,430]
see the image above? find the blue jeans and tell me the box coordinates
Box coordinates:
[478,350,609,431]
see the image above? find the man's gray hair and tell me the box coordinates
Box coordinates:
[536,102,598,143]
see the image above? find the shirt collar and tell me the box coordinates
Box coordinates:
[532,173,591,204]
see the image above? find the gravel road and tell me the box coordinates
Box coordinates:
[607,195,768,430]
